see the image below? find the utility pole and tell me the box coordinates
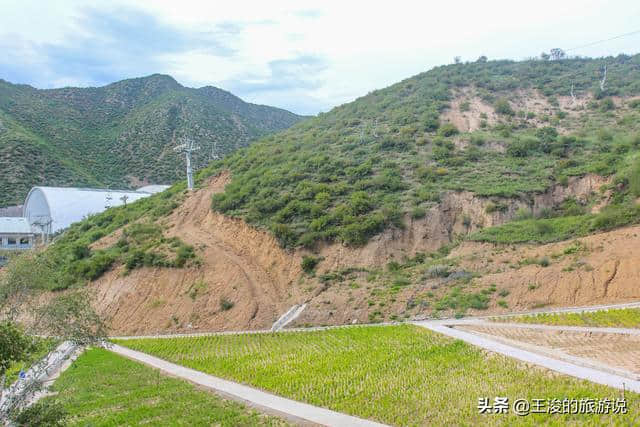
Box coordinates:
[600,64,607,92]
[211,138,220,161]
[174,137,201,190]
[32,217,52,244]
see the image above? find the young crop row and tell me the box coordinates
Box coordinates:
[43,348,287,426]
[116,325,639,426]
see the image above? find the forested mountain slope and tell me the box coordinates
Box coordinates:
[0,74,302,206]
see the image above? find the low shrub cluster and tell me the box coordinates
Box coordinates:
[471,203,640,244]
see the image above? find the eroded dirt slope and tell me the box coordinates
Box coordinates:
[91,172,305,335]
[89,170,634,334]
[294,224,640,328]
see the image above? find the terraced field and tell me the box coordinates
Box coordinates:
[116,325,640,426]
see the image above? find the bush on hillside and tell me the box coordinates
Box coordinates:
[494,98,514,116]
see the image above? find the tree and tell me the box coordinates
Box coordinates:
[0,252,106,422]
[540,52,550,61]
[477,55,488,63]
[0,322,35,393]
[494,98,515,116]
[550,48,566,60]
[454,56,462,64]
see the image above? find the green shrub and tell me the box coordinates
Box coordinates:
[438,123,459,137]
[411,206,427,219]
[174,245,196,268]
[125,250,145,271]
[494,98,514,116]
[272,223,298,248]
[70,244,90,260]
[600,98,615,111]
[629,159,640,197]
[514,207,533,221]
[12,400,67,426]
[220,298,234,311]
[301,255,321,274]
[590,203,640,231]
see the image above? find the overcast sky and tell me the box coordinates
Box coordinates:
[1,1,639,115]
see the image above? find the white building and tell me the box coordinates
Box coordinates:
[0,217,35,250]
[23,186,169,235]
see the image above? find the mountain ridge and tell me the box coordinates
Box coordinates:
[0,74,303,206]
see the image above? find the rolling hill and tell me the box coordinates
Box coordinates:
[9,53,640,333]
[0,74,303,206]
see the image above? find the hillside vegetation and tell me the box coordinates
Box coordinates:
[210,54,640,248]
[9,55,640,329]
[0,74,302,206]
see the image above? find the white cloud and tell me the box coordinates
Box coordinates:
[1,0,639,114]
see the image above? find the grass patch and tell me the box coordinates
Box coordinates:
[470,203,640,244]
[116,325,639,426]
[498,308,640,328]
[42,348,287,426]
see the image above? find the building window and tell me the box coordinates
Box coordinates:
[7,238,16,245]
[20,237,30,245]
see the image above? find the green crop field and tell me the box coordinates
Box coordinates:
[116,325,639,426]
[41,348,288,426]
[496,308,640,328]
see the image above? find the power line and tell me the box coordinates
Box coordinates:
[565,29,640,52]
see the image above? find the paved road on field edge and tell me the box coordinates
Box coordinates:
[413,321,640,393]
[108,344,388,427]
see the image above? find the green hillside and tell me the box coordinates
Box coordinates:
[15,54,640,292]
[210,54,640,248]
[0,74,302,206]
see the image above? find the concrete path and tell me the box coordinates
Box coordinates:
[465,322,640,336]
[112,300,640,340]
[112,321,398,340]
[271,304,307,332]
[483,300,640,319]
[413,321,640,393]
[108,344,387,427]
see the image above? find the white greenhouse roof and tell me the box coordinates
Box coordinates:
[0,217,33,234]
[136,185,171,194]
[24,187,155,233]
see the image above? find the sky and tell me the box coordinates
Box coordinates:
[1,1,639,115]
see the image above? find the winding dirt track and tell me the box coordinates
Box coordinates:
[91,173,304,335]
